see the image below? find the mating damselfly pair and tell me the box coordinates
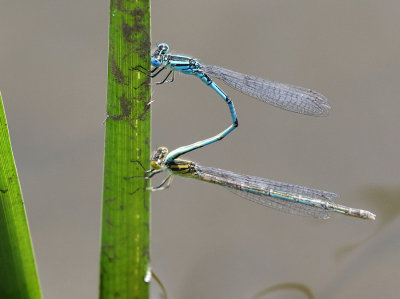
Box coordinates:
[133,43,375,220]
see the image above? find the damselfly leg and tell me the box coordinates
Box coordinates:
[130,65,174,86]
[130,160,171,190]
[148,175,173,191]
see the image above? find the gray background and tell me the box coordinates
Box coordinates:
[1,0,399,298]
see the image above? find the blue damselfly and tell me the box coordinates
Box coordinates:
[133,43,331,161]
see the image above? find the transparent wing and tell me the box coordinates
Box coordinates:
[194,165,338,219]
[228,188,330,219]
[201,64,330,116]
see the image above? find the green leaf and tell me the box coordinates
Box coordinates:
[0,92,42,298]
[99,0,151,298]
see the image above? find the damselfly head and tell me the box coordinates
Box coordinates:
[151,146,169,169]
[151,43,169,67]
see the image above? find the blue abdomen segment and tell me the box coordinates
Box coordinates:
[166,69,239,162]
[195,73,238,127]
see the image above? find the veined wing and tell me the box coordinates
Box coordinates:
[201,64,330,116]
[228,188,330,219]
[194,165,338,219]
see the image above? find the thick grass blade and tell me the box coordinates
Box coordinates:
[0,92,42,298]
[99,0,151,298]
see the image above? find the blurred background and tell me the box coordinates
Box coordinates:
[1,0,399,298]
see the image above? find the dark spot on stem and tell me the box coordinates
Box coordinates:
[143,186,149,211]
[121,19,135,43]
[106,217,113,226]
[108,93,133,120]
[142,247,149,258]
[102,244,117,262]
[138,102,150,121]
[135,35,150,59]
[128,188,140,195]
[114,0,126,13]
[110,53,127,85]
[131,8,145,19]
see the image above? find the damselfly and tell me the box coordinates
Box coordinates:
[132,43,331,160]
[142,147,375,220]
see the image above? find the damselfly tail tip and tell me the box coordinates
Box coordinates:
[366,212,376,221]
[354,209,376,220]
[358,210,376,220]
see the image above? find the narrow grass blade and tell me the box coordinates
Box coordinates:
[0,92,42,298]
[99,1,151,298]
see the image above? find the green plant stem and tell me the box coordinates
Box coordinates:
[99,0,151,298]
[0,92,42,298]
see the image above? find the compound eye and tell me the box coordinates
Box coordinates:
[155,146,168,158]
[151,57,161,67]
[151,160,160,169]
[158,43,169,54]
[159,146,168,155]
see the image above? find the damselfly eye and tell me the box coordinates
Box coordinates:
[158,43,169,54]
[151,57,162,67]
[153,146,168,160]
